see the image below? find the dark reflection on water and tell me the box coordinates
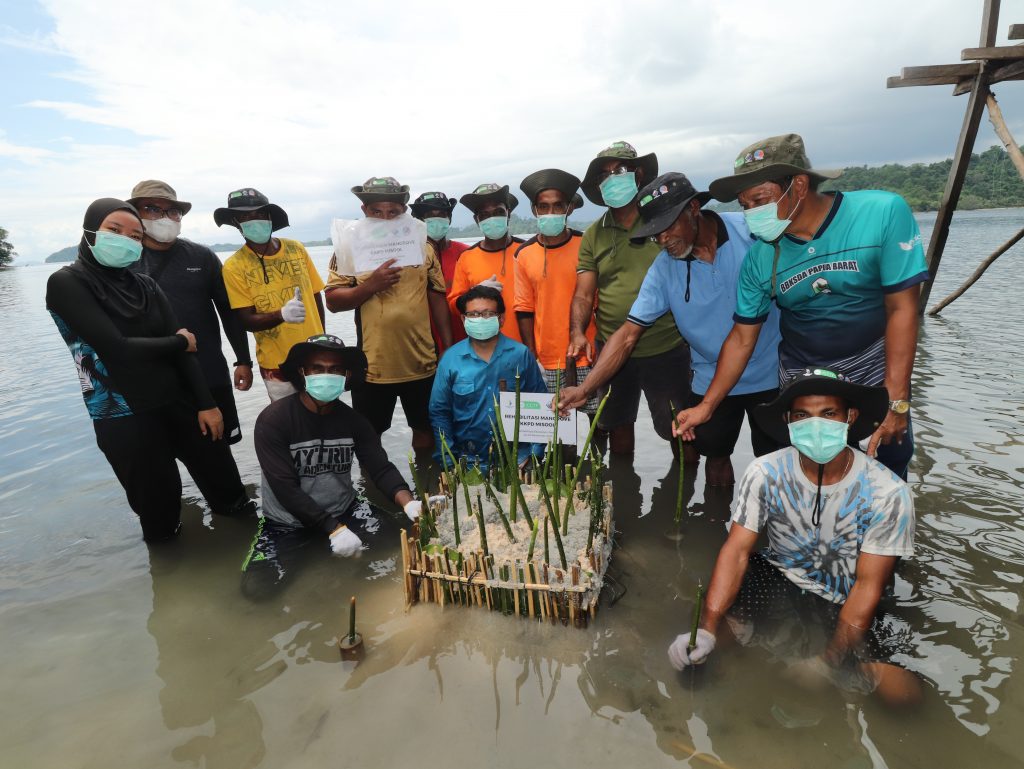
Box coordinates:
[1,210,1023,768]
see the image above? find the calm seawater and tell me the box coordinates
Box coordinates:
[1,210,1021,768]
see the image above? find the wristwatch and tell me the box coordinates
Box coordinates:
[888,399,911,414]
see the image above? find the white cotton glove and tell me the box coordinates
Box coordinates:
[329,525,362,557]
[403,500,422,521]
[668,629,716,670]
[281,287,306,324]
[476,274,503,292]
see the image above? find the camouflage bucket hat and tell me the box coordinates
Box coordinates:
[458,183,520,215]
[351,176,411,205]
[708,133,843,202]
[580,140,659,206]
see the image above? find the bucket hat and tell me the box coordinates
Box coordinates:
[520,168,581,206]
[213,188,289,230]
[281,334,368,390]
[580,140,658,206]
[709,133,842,202]
[351,176,411,205]
[128,180,192,215]
[459,183,519,215]
[409,191,457,218]
[753,368,888,446]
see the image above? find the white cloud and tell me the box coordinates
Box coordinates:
[2,0,1023,258]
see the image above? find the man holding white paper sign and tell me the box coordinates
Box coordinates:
[325,177,452,450]
[429,286,545,471]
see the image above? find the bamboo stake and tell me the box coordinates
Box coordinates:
[669,400,686,523]
[688,582,705,651]
[474,493,489,557]
[492,395,533,526]
[562,387,612,534]
[512,369,521,510]
[483,475,516,543]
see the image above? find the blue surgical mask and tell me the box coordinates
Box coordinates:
[87,230,143,268]
[479,215,509,240]
[599,171,638,208]
[536,213,567,237]
[304,373,346,403]
[788,417,849,464]
[743,182,798,242]
[464,315,500,340]
[425,217,450,241]
[240,219,273,244]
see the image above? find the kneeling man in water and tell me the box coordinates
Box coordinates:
[243,334,422,597]
[668,369,921,706]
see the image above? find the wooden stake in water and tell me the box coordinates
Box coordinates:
[669,401,686,523]
[688,582,705,651]
[348,595,357,645]
[492,395,532,526]
[563,387,612,535]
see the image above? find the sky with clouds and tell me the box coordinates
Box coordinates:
[3,0,1024,260]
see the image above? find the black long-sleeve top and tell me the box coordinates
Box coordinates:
[47,267,215,418]
[132,239,252,387]
[254,395,409,534]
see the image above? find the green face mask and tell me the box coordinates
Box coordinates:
[479,215,509,240]
[425,217,450,241]
[536,214,567,237]
[240,219,272,244]
[787,417,849,464]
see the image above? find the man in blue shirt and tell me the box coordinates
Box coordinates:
[559,173,783,485]
[429,285,546,470]
[674,135,929,479]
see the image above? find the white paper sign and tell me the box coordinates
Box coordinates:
[330,213,427,275]
[499,391,582,445]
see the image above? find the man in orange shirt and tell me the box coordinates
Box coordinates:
[514,169,599,412]
[411,191,468,346]
[448,183,523,343]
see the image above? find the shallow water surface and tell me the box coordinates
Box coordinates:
[1,211,1022,768]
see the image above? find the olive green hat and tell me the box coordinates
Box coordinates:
[580,140,658,206]
[459,183,519,215]
[709,133,842,202]
[351,176,411,205]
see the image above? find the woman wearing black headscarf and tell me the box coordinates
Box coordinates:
[47,198,237,541]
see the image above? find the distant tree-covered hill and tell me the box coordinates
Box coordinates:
[825,144,1024,211]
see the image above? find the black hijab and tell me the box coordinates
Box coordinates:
[65,197,154,321]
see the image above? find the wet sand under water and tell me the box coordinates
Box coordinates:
[1,210,1023,768]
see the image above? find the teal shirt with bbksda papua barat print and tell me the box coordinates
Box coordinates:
[734,190,929,373]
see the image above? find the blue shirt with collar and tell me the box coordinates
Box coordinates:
[429,333,547,470]
[627,211,782,396]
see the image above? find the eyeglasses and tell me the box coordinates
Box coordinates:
[464,310,500,319]
[138,204,184,221]
[596,164,635,183]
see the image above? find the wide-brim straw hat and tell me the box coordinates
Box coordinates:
[580,140,658,206]
[709,133,843,202]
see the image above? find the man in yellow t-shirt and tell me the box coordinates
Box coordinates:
[324,177,452,450]
[217,188,326,401]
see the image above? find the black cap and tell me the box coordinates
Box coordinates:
[630,172,710,243]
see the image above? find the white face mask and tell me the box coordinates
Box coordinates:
[143,217,181,244]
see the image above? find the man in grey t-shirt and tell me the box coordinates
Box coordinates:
[667,369,920,706]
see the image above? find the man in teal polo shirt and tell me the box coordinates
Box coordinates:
[674,134,928,479]
[560,172,783,485]
[569,141,690,456]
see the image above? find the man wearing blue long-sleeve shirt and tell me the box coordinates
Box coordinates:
[429,285,546,470]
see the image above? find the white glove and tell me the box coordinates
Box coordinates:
[281,287,306,324]
[668,629,716,670]
[329,525,362,557]
[476,274,503,292]
[403,500,421,521]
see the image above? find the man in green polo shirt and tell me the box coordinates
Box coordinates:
[569,141,691,455]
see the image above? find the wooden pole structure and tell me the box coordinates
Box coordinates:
[927,89,1024,315]
[914,0,1000,313]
